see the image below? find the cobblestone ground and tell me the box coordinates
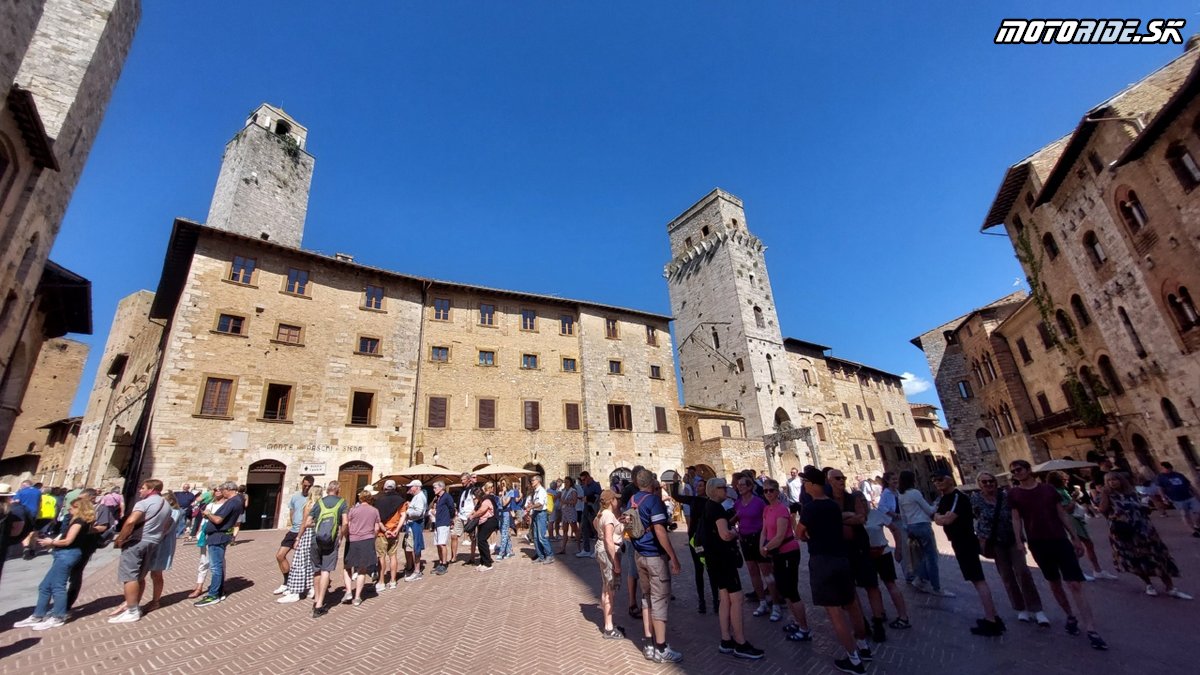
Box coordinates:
[1,516,1197,674]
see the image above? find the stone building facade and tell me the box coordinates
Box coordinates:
[67,290,161,488]
[665,190,958,485]
[0,336,86,482]
[0,0,138,452]
[979,43,1200,476]
[71,105,682,527]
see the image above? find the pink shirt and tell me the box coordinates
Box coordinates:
[347,503,381,542]
[762,502,799,554]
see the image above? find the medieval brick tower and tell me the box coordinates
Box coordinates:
[206,103,313,247]
[664,189,802,446]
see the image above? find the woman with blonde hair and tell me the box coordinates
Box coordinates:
[593,489,625,639]
[14,497,95,630]
[971,471,1046,625]
[279,485,322,603]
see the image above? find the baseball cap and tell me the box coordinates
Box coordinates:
[405,480,422,488]
[384,479,397,490]
[707,477,728,490]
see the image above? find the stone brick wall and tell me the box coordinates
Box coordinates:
[67,289,161,488]
[0,0,44,98]
[205,112,313,249]
[0,336,86,482]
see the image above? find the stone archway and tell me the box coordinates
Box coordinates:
[1131,434,1156,474]
[245,459,285,530]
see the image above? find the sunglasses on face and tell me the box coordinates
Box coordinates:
[831,476,846,481]
[763,488,778,493]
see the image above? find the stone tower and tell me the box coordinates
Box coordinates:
[664,189,801,445]
[206,103,313,248]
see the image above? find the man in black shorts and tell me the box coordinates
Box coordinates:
[798,467,870,674]
[828,469,885,644]
[1008,460,1107,651]
[701,478,763,660]
[932,471,1002,636]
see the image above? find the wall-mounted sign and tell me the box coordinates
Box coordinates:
[300,462,327,474]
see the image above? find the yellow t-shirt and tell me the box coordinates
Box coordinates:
[40,493,57,520]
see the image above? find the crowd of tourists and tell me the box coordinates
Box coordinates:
[1,455,1196,672]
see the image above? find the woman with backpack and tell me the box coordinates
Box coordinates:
[468,483,498,570]
[343,490,382,607]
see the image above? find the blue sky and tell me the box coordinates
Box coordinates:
[50,2,1198,415]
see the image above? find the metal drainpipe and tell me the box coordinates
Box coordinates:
[408,281,431,467]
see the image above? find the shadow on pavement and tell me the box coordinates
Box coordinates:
[0,637,39,660]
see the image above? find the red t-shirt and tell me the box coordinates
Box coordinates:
[1006,483,1065,541]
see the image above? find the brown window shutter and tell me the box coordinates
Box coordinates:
[429,397,447,428]
[479,399,495,428]
[565,403,580,430]
[623,404,633,431]
[532,402,540,430]
[525,401,540,430]
[655,406,667,432]
[607,404,616,430]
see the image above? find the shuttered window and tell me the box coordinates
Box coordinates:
[478,399,496,429]
[200,377,233,416]
[524,401,540,431]
[607,404,632,431]
[428,396,448,428]
[564,403,581,430]
[654,406,668,433]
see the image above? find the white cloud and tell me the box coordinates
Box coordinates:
[900,372,932,396]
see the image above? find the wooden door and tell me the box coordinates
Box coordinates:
[338,461,373,505]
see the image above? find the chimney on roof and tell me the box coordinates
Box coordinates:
[334,252,354,262]
[1187,33,1200,52]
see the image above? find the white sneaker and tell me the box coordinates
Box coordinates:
[32,617,65,631]
[387,582,397,590]
[107,609,141,624]
[272,584,288,595]
[477,565,493,572]
[1083,572,1095,582]
[1095,570,1119,580]
[1146,584,1160,597]
[1167,589,1193,600]
[933,588,956,598]
[14,616,45,628]
[1035,611,1050,626]
[1017,611,1032,623]
[277,593,301,604]
[305,588,315,599]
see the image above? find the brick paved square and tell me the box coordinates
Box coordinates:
[1,518,1196,674]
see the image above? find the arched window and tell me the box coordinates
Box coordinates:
[1097,355,1124,396]
[1082,230,1106,266]
[976,428,997,453]
[1166,143,1200,189]
[766,354,776,383]
[1162,398,1184,428]
[1116,188,1148,234]
[1042,232,1060,259]
[1117,306,1147,357]
[1055,309,1075,339]
[753,306,765,329]
[1070,294,1091,327]
[274,120,292,136]
[1079,366,1101,399]
[983,353,997,381]
[1166,286,1198,332]
[972,360,985,387]
[1001,404,1017,434]
[1011,214,1025,237]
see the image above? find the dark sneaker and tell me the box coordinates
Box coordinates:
[970,619,1003,637]
[1087,631,1108,651]
[718,639,736,654]
[311,606,327,618]
[642,642,656,661]
[743,591,758,603]
[993,616,1007,632]
[834,657,866,674]
[871,618,887,643]
[785,628,813,642]
[22,549,35,560]
[733,642,764,660]
[193,595,221,607]
[433,565,447,575]
[857,646,873,662]
[697,603,706,615]
[1065,616,1081,636]
[601,628,623,640]
[889,617,912,629]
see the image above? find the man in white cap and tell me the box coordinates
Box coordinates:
[403,480,427,581]
[374,479,407,589]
